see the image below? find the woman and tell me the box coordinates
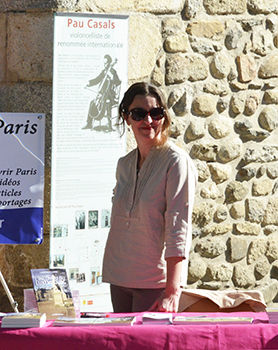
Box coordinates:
[102,82,197,313]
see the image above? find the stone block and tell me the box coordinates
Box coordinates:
[247,0,278,14]
[229,235,248,262]
[186,20,225,39]
[232,265,255,288]
[210,51,231,79]
[0,13,6,48]
[187,257,207,283]
[225,181,248,203]
[204,0,247,14]
[195,237,226,258]
[252,178,273,196]
[128,15,161,81]
[0,48,6,81]
[258,54,278,78]
[7,13,53,82]
[192,94,216,116]
[236,54,257,83]
[246,198,266,223]
[0,0,59,12]
[247,238,267,264]
[208,163,232,183]
[191,142,219,162]
[192,202,215,227]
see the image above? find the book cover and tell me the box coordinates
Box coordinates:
[53,316,136,327]
[1,312,46,328]
[30,268,76,320]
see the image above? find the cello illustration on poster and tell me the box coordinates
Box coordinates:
[82,55,121,133]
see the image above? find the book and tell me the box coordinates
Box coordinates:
[30,268,76,320]
[1,312,46,328]
[142,312,173,325]
[53,315,136,327]
[172,316,253,325]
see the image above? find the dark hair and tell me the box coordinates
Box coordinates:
[104,54,112,64]
[118,82,171,143]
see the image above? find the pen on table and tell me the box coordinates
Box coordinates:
[80,312,110,318]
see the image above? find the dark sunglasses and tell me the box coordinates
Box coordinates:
[126,107,165,121]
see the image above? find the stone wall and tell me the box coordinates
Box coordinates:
[0,0,277,311]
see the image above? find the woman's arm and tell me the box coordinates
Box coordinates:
[149,256,183,312]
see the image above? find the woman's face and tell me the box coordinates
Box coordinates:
[126,94,165,147]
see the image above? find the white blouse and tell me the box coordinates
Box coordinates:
[102,141,198,289]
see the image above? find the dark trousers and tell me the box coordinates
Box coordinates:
[110,284,165,313]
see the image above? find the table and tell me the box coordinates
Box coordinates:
[1,312,278,350]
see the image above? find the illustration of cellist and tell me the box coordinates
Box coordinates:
[82,54,121,132]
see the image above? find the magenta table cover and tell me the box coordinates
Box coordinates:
[1,312,277,350]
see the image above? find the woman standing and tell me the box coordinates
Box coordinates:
[102,82,198,313]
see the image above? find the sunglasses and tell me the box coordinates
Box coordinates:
[126,107,165,121]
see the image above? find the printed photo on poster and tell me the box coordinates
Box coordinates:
[75,211,85,230]
[101,209,110,228]
[53,254,65,267]
[69,268,79,280]
[90,267,101,286]
[53,224,68,238]
[88,210,98,229]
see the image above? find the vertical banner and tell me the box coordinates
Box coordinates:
[51,12,128,311]
[0,113,45,244]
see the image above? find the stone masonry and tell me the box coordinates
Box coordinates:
[0,0,277,311]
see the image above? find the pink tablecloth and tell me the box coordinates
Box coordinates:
[1,312,277,350]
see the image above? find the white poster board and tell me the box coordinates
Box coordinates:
[50,12,128,311]
[0,113,45,245]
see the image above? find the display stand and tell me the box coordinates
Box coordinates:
[0,270,19,313]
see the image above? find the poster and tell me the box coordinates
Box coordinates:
[0,113,45,244]
[50,12,128,311]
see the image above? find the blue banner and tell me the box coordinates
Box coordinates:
[0,113,45,244]
[0,208,43,244]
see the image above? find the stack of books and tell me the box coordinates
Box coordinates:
[266,308,278,324]
[1,312,46,328]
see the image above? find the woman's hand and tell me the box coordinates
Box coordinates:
[149,256,183,312]
[149,289,180,312]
